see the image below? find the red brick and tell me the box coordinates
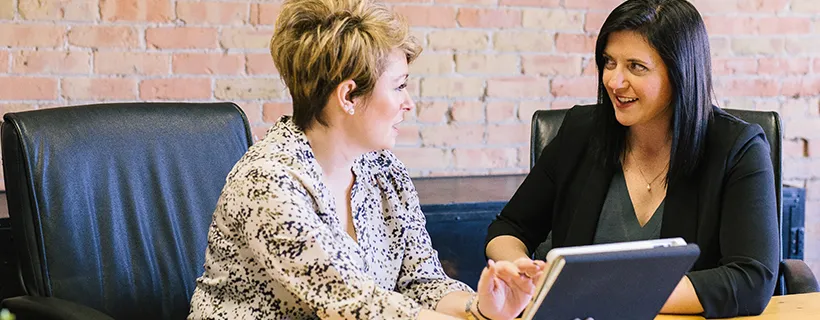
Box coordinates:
[522,9,583,30]
[780,77,820,98]
[146,27,218,49]
[262,102,293,123]
[493,31,553,52]
[100,0,172,22]
[0,104,37,117]
[220,27,272,49]
[550,76,597,98]
[563,0,622,11]
[215,78,285,100]
[792,0,820,13]
[140,78,212,100]
[18,0,97,21]
[12,51,91,74]
[62,77,136,100]
[487,77,550,99]
[177,1,247,25]
[95,52,170,75]
[703,16,755,35]
[0,0,12,19]
[522,55,581,76]
[0,51,8,72]
[690,0,739,13]
[393,148,451,170]
[238,102,263,125]
[518,101,547,121]
[251,125,269,143]
[784,138,809,158]
[811,140,820,158]
[552,98,588,110]
[737,0,789,12]
[396,124,420,146]
[416,101,448,123]
[453,148,517,169]
[714,78,780,97]
[808,181,820,201]
[487,123,528,144]
[420,77,484,98]
[450,101,485,123]
[556,33,597,53]
[758,58,810,76]
[434,0,495,5]
[421,124,484,147]
[711,58,758,76]
[582,57,598,76]
[246,53,278,75]
[173,53,243,75]
[429,30,488,51]
[68,26,139,48]
[0,24,65,47]
[457,8,521,28]
[0,77,56,100]
[487,101,516,122]
[499,0,560,7]
[786,37,820,55]
[584,12,608,33]
[815,59,820,74]
[393,5,456,28]
[785,118,820,139]
[759,17,812,35]
[733,38,784,55]
[250,3,281,26]
[455,54,519,75]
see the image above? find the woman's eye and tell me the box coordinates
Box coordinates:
[396,83,407,91]
[631,63,648,72]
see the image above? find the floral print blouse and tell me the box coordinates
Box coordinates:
[188,117,472,319]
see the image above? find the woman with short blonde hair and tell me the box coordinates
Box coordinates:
[189,0,542,319]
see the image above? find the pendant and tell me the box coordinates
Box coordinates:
[647,184,651,192]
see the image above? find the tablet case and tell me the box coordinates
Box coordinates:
[526,244,701,320]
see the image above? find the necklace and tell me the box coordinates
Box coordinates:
[631,152,668,192]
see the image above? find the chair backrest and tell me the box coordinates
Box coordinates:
[530,107,785,292]
[1,103,252,319]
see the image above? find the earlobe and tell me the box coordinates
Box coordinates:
[335,79,357,116]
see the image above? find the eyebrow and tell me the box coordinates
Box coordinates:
[602,52,651,66]
[394,74,409,82]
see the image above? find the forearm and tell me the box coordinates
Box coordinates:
[660,276,704,314]
[432,291,473,318]
[486,235,530,262]
[418,309,463,320]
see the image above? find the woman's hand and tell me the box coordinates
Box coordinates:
[475,258,546,320]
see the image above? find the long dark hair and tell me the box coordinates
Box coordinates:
[593,0,713,186]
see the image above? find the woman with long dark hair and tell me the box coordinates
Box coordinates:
[485,0,778,318]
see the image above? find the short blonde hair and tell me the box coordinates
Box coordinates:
[270,0,421,130]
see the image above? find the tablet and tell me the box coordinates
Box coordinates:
[520,238,700,320]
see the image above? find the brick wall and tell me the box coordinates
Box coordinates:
[1,0,819,272]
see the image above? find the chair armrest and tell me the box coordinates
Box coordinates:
[1,296,114,320]
[782,259,820,294]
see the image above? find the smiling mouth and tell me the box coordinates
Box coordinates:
[617,97,638,103]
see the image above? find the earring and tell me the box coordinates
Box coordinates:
[347,105,355,115]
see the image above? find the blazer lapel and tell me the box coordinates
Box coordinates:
[660,175,699,243]
[562,156,615,247]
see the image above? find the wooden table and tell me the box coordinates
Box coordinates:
[655,292,820,319]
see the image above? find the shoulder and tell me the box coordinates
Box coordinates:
[707,107,769,157]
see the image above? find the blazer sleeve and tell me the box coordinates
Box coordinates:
[485,109,575,255]
[688,127,780,318]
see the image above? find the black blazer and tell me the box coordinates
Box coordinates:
[486,105,779,318]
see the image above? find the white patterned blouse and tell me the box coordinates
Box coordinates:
[188,117,472,319]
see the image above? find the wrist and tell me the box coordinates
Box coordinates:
[470,296,492,320]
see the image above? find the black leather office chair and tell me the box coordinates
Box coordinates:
[0,103,253,319]
[531,106,819,296]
